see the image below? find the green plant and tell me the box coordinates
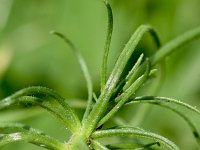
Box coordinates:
[1,1,200,149]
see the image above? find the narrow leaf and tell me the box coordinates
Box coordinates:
[0,123,64,149]
[150,26,200,65]
[83,25,160,137]
[98,61,150,127]
[0,86,81,133]
[126,96,200,115]
[91,140,109,150]
[51,31,93,123]
[92,128,179,150]
[161,105,200,145]
[115,59,150,103]
[101,0,113,92]
[122,54,144,92]
[0,132,64,149]
[106,142,160,149]
[123,53,144,91]
[93,93,98,102]
[125,98,200,145]
[19,96,80,133]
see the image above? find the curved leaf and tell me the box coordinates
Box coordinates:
[161,105,200,145]
[92,128,179,150]
[0,132,64,149]
[123,53,144,91]
[150,26,200,65]
[97,60,150,127]
[51,31,93,123]
[83,24,160,137]
[106,142,160,149]
[101,0,113,92]
[91,140,109,150]
[125,98,200,145]
[126,96,200,115]
[0,123,64,150]
[0,86,81,133]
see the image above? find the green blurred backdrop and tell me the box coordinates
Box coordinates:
[0,0,200,149]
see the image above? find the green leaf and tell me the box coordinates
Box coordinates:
[101,0,113,92]
[127,27,200,104]
[161,105,200,146]
[93,93,98,102]
[126,96,200,115]
[0,123,64,150]
[0,132,64,150]
[83,24,160,136]
[0,86,81,133]
[97,60,150,127]
[51,31,93,124]
[150,26,200,66]
[123,53,144,91]
[106,142,160,149]
[91,140,109,150]
[92,128,179,150]
[125,96,200,145]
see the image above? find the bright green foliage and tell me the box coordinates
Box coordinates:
[101,0,113,92]
[1,1,200,150]
[0,123,64,149]
[92,128,179,150]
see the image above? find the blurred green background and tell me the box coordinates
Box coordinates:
[0,0,200,149]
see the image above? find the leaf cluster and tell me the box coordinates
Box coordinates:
[1,1,200,150]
